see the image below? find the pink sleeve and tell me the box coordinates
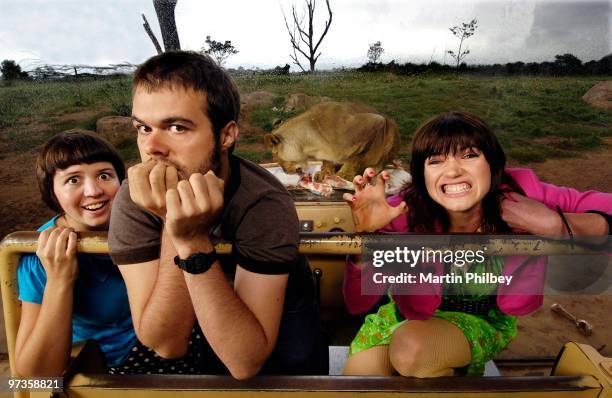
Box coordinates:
[497,256,546,316]
[342,194,408,314]
[499,169,611,316]
[508,168,612,213]
[378,194,409,232]
[539,183,612,213]
[390,261,443,320]
[342,259,388,314]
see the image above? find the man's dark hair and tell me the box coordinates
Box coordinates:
[36,131,126,213]
[133,51,241,141]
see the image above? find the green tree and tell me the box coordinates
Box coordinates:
[554,53,582,74]
[1,60,28,80]
[447,18,478,69]
[202,36,239,66]
[367,41,384,63]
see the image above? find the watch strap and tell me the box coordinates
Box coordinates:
[174,250,218,274]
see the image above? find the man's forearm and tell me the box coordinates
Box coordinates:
[184,265,272,380]
[137,231,196,358]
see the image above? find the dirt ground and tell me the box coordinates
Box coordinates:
[0,112,610,371]
[1,133,610,240]
[509,139,612,193]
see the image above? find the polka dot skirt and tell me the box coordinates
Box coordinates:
[109,327,205,375]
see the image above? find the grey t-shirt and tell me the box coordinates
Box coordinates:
[108,155,299,275]
[108,155,323,373]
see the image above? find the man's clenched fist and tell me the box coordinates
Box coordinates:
[165,170,225,251]
[128,161,179,218]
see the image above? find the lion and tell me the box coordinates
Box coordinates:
[263,101,400,181]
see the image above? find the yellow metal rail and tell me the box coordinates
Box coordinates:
[1,231,604,256]
[1,231,609,398]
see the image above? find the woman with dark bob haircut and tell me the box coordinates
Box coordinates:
[342,111,612,377]
[15,131,136,375]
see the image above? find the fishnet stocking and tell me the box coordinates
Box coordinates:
[389,317,471,377]
[343,345,395,376]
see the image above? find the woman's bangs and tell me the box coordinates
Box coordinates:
[422,125,482,159]
[50,136,114,171]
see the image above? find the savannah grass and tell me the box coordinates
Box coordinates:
[1,72,609,163]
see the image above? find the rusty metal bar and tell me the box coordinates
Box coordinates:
[0,239,26,398]
[1,231,605,257]
[0,231,608,398]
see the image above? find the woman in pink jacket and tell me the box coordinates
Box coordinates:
[342,111,611,377]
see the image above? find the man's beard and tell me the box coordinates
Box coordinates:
[176,135,222,180]
[143,134,223,180]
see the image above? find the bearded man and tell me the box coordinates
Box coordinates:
[108,51,327,378]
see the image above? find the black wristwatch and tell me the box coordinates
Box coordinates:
[174,250,218,274]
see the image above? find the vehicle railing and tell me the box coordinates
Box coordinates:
[0,231,607,398]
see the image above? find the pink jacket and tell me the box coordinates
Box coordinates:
[343,168,612,319]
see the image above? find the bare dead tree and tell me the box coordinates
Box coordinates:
[142,14,163,54]
[282,0,332,73]
[154,0,180,51]
[142,0,181,53]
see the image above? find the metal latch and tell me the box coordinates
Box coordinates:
[300,220,314,232]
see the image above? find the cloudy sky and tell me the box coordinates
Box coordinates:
[0,0,610,71]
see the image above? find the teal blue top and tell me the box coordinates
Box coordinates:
[17,217,136,366]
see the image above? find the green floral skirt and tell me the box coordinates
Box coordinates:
[349,300,517,376]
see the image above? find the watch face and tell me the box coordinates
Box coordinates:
[175,251,217,274]
[190,253,209,272]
